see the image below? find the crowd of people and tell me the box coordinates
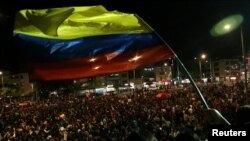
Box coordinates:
[0,82,249,141]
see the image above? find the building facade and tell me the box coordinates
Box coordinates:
[0,71,33,96]
[211,58,242,82]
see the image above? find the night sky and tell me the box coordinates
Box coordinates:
[1,0,250,72]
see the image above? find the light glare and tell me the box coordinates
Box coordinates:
[89,58,97,62]
[224,24,231,30]
[129,55,142,62]
[94,66,100,70]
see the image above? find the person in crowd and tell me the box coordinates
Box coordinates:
[127,129,158,141]
[0,82,247,140]
[175,128,201,141]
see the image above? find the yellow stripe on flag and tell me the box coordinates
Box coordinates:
[14,5,151,39]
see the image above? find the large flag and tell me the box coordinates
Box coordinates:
[13,5,173,81]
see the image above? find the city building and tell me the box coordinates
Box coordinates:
[0,70,33,96]
[211,58,242,82]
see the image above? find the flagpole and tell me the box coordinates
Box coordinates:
[172,56,209,109]
[136,15,209,109]
[240,26,248,96]
[135,15,231,125]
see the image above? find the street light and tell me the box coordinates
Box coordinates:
[195,54,206,80]
[129,55,142,89]
[210,14,247,94]
[0,71,4,88]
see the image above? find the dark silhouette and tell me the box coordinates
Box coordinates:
[236,105,250,125]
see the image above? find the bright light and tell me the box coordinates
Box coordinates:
[202,78,208,83]
[181,79,190,84]
[0,71,2,75]
[129,55,142,62]
[210,14,243,37]
[201,54,206,59]
[89,58,97,62]
[224,24,231,30]
[93,66,100,70]
[230,77,236,80]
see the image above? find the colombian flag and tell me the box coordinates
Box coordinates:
[13,5,173,81]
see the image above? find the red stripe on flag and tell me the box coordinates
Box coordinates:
[28,44,172,81]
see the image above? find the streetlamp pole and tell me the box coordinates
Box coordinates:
[199,60,202,79]
[200,54,206,80]
[171,58,174,80]
[129,55,141,90]
[133,69,136,87]
[1,75,3,88]
[210,14,246,93]
[0,71,4,88]
[209,58,212,82]
[240,27,247,94]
